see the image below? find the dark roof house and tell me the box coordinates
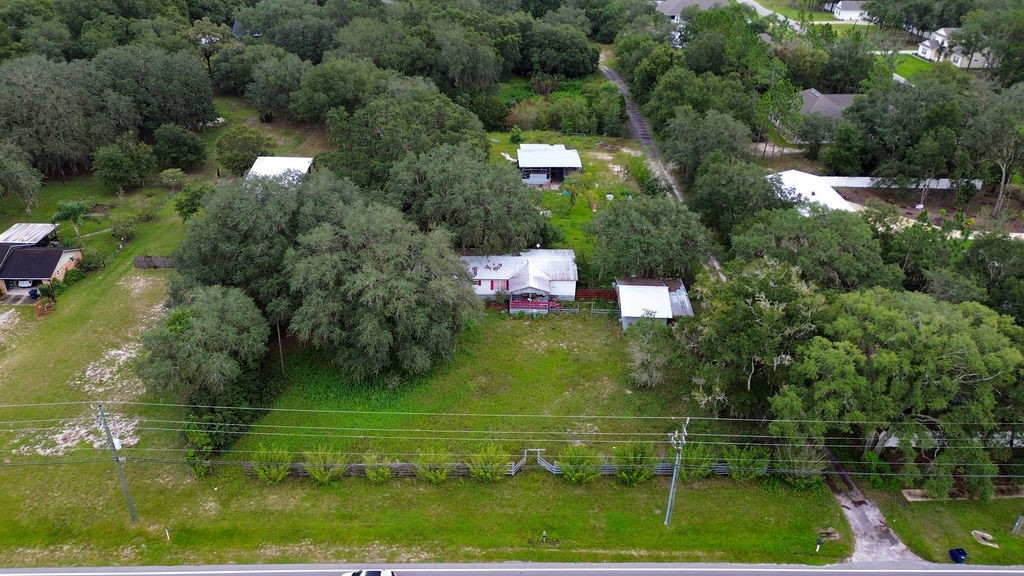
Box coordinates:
[800,89,854,120]
[0,223,81,299]
[656,0,728,21]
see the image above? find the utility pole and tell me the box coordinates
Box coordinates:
[664,417,690,526]
[97,403,138,524]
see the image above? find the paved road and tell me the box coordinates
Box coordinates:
[599,65,685,202]
[2,563,1022,576]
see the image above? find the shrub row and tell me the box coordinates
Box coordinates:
[239,442,829,490]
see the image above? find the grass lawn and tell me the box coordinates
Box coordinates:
[891,53,933,80]
[0,307,854,566]
[758,0,835,21]
[805,22,919,50]
[869,488,1024,564]
[232,313,678,459]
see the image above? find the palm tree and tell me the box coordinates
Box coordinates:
[50,200,92,237]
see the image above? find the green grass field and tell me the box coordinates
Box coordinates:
[757,0,836,21]
[891,53,933,80]
[232,313,675,459]
[870,488,1024,564]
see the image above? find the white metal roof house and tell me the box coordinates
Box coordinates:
[0,223,57,245]
[0,223,80,301]
[771,170,855,213]
[615,278,693,330]
[517,144,582,186]
[246,156,314,181]
[462,249,578,314]
[831,0,866,20]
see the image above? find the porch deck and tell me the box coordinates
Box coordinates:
[509,299,561,315]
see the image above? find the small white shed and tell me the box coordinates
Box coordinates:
[615,278,693,330]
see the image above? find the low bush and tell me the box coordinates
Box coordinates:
[559,445,602,485]
[77,252,106,272]
[679,442,715,481]
[415,448,452,484]
[303,445,348,485]
[62,268,86,285]
[183,421,214,479]
[774,444,827,490]
[252,444,292,485]
[363,454,393,485]
[468,444,509,483]
[722,445,770,481]
[862,451,901,491]
[613,442,655,486]
[110,217,136,242]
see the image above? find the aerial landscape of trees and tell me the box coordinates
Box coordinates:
[1,0,1023,513]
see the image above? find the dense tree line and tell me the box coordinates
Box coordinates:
[163,170,484,389]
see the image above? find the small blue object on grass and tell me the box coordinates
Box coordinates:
[949,548,967,564]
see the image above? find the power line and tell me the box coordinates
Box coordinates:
[3,399,1023,427]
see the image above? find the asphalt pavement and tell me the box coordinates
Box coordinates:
[1,562,1022,576]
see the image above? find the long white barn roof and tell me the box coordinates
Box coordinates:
[0,223,56,245]
[247,156,313,178]
[517,144,582,169]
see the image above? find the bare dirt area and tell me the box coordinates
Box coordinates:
[12,412,142,457]
[0,308,23,352]
[12,338,145,454]
[761,155,1024,232]
[838,186,1024,233]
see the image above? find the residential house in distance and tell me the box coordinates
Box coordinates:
[0,223,81,301]
[246,156,314,182]
[517,144,582,187]
[917,28,991,69]
[462,249,577,314]
[655,0,728,23]
[830,0,866,21]
[799,89,854,121]
[615,278,693,331]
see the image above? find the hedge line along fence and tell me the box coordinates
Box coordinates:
[237,446,796,483]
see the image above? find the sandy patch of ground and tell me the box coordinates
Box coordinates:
[11,341,146,456]
[117,273,158,299]
[68,342,145,400]
[0,309,22,351]
[255,540,434,563]
[12,412,142,456]
[564,422,601,445]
